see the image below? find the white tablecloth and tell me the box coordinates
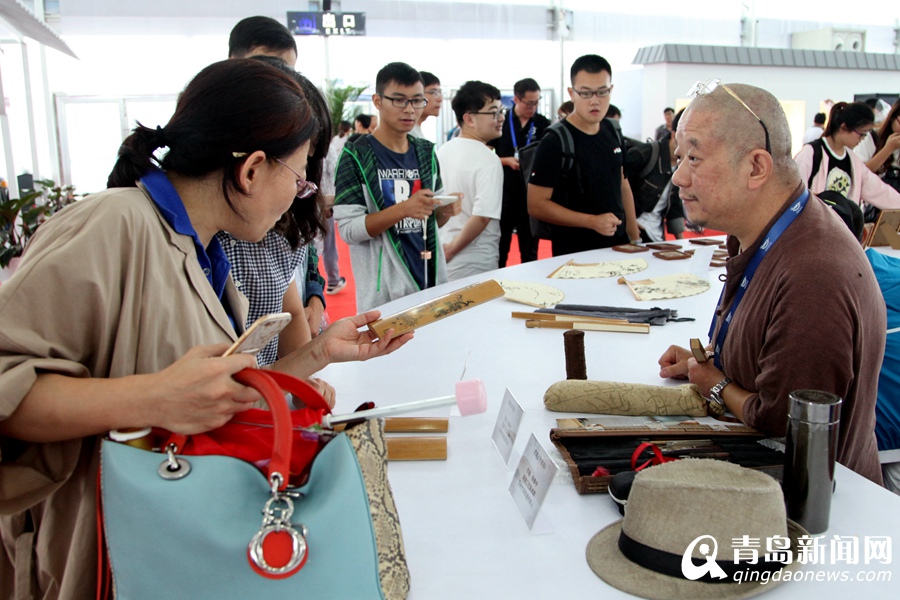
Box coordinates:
[319,239,900,599]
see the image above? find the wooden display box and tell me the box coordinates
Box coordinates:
[550,417,784,494]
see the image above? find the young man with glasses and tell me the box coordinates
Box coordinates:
[437,80,505,280]
[491,77,551,267]
[528,54,640,256]
[412,71,442,140]
[657,81,883,484]
[334,62,460,311]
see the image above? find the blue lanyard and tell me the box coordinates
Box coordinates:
[509,108,536,151]
[707,190,810,370]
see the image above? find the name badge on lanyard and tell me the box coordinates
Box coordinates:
[707,190,810,370]
[510,109,536,160]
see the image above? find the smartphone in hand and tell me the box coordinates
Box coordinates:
[432,195,459,207]
[222,312,292,356]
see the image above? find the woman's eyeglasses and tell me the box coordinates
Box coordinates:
[274,158,318,199]
[687,78,771,154]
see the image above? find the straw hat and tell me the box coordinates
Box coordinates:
[586,459,807,599]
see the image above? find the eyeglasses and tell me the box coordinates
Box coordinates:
[573,87,613,99]
[853,128,873,137]
[425,89,443,99]
[468,108,508,122]
[687,78,771,154]
[380,95,428,109]
[517,96,541,108]
[274,158,318,199]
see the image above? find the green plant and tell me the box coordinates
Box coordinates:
[325,80,369,136]
[0,178,79,268]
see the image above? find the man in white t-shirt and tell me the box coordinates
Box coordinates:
[437,80,504,279]
[802,112,826,144]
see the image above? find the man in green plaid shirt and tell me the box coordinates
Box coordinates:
[334,62,461,311]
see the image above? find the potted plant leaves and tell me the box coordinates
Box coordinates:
[0,178,79,273]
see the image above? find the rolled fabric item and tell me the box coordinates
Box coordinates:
[543,380,714,417]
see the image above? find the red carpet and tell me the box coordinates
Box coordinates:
[321,229,720,322]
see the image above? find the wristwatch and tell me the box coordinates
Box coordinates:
[709,377,733,407]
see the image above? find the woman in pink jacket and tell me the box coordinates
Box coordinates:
[794,101,900,212]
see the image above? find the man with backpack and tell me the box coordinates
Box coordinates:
[527,54,640,256]
[491,78,551,266]
[627,108,686,242]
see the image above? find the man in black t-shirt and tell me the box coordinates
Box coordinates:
[490,78,551,266]
[527,54,640,256]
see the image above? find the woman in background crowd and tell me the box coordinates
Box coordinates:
[217,56,332,364]
[794,101,900,212]
[855,99,900,196]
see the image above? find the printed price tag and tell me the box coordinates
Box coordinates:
[508,434,559,530]
[491,388,524,466]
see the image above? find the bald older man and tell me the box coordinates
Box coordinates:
[658,81,884,484]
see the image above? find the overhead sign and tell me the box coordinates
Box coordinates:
[287,12,367,36]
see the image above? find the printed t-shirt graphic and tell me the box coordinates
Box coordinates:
[369,137,427,288]
[824,144,852,196]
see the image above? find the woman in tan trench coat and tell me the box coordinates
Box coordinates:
[0,59,410,599]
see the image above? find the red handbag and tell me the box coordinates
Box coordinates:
[160,369,332,486]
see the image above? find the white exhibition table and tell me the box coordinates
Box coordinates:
[318,239,900,599]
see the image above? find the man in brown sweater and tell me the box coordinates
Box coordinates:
[657,80,885,484]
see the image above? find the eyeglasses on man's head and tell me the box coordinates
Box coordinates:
[425,89,443,99]
[517,96,541,108]
[380,95,428,109]
[687,78,771,154]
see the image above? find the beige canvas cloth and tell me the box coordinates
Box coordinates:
[543,380,716,417]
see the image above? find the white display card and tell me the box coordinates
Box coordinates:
[508,433,559,530]
[491,388,524,466]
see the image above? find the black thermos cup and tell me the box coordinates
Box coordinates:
[783,389,842,534]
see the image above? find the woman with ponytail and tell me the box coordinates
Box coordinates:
[794,101,900,214]
[0,59,410,600]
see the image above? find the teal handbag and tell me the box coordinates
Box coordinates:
[99,369,409,599]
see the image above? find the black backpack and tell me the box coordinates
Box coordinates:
[623,134,673,215]
[518,121,581,239]
[805,139,864,240]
